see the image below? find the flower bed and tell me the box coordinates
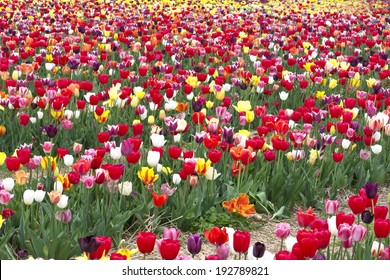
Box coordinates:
[0,0,389,260]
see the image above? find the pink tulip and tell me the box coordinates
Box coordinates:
[274,223,291,239]
[0,190,14,205]
[324,200,339,215]
[337,223,352,242]
[351,224,367,242]
[162,227,181,240]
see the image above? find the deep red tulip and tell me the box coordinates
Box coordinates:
[110,253,127,260]
[97,132,110,144]
[233,230,251,254]
[117,124,129,137]
[56,148,68,159]
[374,219,390,239]
[208,149,222,163]
[168,146,182,160]
[299,237,319,259]
[68,171,80,184]
[5,156,21,172]
[159,239,180,260]
[205,255,220,260]
[132,123,144,137]
[107,164,123,180]
[19,113,30,126]
[98,74,109,85]
[136,232,156,255]
[374,206,388,220]
[126,151,141,164]
[314,229,331,250]
[348,195,367,215]
[16,149,31,165]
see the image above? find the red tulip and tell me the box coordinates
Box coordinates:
[5,156,21,172]
[72,159,91,175]
[159,239,180,260]
[68,171,80,184]
[205,255,220,260]
[138,66,148,77]
[233,230,251,254]
[107,164,123,180]
[208,149,222,163]
[136,232,156,255]
[374,206,388,220]
[332,152,344,162]
[88,236,112,260]
[56,148,68,159]
[314,229,331,250]
[192,112,205,124]
[98,74,109,85]
[299,237,319,259]
[76,100,87,110]
[168,146,182,160]
[16,149,31,165]
[374,219,390,239]
[204,227,229,246]
[97,132,110,144]
[152,193,168,207]
[296,207,316,228]
[132,123,144,137]
[117,124,129,137]
[19,113,30,126]
[126,151,141,164]
[263,149,276,161]
[336,212,355,228]
[348,195,367,215]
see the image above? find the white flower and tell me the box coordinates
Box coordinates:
[2,178,15,192]
[172,174,181,185]
[45,63,55,71]
[156,164,163,173]
[341,139,351,149]
[150,133,166,147]
[186,92,194,100]
[149,102,158,111]
[110,147,122,160]
[371,241,384,257]
[57,195,68,209]
[205,167,221,180]
[118,181,132,196]
[74,110,80,119]
[371,144,382,154]
[279,91,289,101]
[176,119,187,132]
[373,131,381,142]
[328,216,338,236]
[147,151,160,167]
[30,117,37,124]
[63,154,74,167]
[23,190,35,206]
[164,100,178,111]
[64,110,74,119]
[37,111,44,119]
[54,181,63,193]
[173,134,181,143]
[223,84,232,92]
[34,190,46,203]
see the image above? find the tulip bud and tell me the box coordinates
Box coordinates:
[172,174,181,185]
[73,143,83,153]
[23,190,35,206]
[148,116,155,125]
[189,175,198,187]
[324,200,339,215]
[361,210,374,224]
[159,110,166,120]
[252,242,266,259]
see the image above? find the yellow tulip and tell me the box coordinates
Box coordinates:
[329,78,338,89]
[316,91,325,99]
[41,156,57,171]
[0,215,4,229]
[206,101,214,109]
[366,78,377,88]
[233,100,251,112]
[0,152,6,165]
[137,167,158,184]
[303,62,315,72]
[186,76,200,88]
[238,129,251,138]
[246,111,255,123]
[94,110,110,123]
[195,158,211,176]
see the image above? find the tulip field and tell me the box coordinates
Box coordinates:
[0,0,390,261]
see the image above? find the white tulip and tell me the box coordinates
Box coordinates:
[74,110,80,119]
[45,63,55,71]
[225,227,238,254]
[147,151,160,167]
[34,190,46,203]
[156,164,163,173]
[37,111,44,119]
[172,174,181,185]
[186,92,194,100]
[341,139,351,149]
[371,241,384,257]
[29,117,37,124]
[150,133,166,147]
[205,167,221,180]
[223,84,232,92]
[110,147,122,160]
[118,181,132,196]
[23,190,35,206]
[279,91,289,101]
[2,178,15,192]
[57,195,68,209]
[373,131,381,142]
[173,134,181,143]
[371,144,382,154]
[63,154,74,167]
